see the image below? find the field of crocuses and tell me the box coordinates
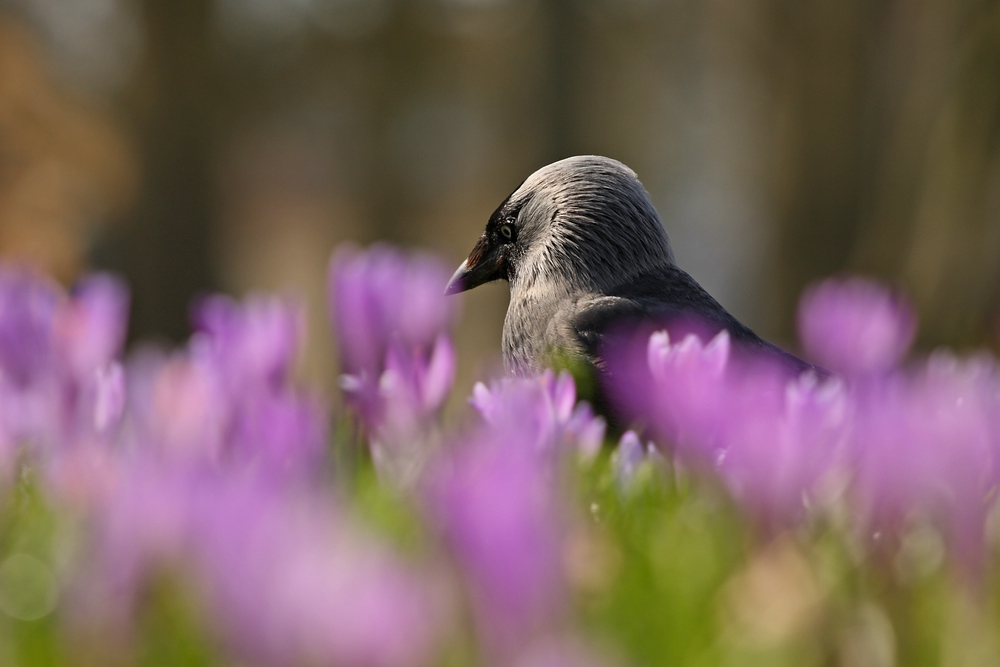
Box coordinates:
[0,244,998,666]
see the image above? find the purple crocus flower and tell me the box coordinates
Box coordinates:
[360,335,456,485]
[81,467,449,667]
[0,265,61,388]
[610,278,1000,559]
[427,433,567,660]
[423,371,605,656]
[53,274,131,446]
[0,268,131,478]
[55,274,130,381]
[0,267,55,389]
[192,481,450,667]
[329,245,458,479]
[615,430,646,490]
[470,371,606,460]
[852,353,998,570]
[642,328,732,457]
[122,293,326,477]
[329,244,456,381]
[798,277,916,376]
[0,269,131,502]
[0,268,131,395]
[191,293,303,392]
[714,370,850,524]
[619,327,849,524]
[192,293,327,476]
[379,336,456,428]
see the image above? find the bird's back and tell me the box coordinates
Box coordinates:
[503,262,815,377]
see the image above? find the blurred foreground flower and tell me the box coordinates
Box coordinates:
[851,353,999,569]
[122,293,326,477]
[0,250,998,667]
[470,370,605,461]
[329,245,457,485]
[426,371,606,661]
[608,276,1000,567]
[329,244,456,384]
[0,267,129,479]
[797,277,916,376]
[632,328,846,524]
[428,435,566,661]
[87,470,450,667]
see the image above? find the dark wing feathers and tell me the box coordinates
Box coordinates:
[571,265,817,375]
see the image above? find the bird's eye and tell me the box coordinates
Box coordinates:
[499,223,514,240]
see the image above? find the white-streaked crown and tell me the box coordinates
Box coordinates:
[506,156,674,295]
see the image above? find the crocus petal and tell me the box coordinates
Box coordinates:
[798,277,915,376]
[615,430,645,490]
[422,335,456,412]
[93,362,126,434]
[57,273,130,378]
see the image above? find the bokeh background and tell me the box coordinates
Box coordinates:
[1,0,999,395]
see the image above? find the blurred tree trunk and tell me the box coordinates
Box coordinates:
[768,0,1000,349]
[766,0,872,340]
[99,0,217,342]
[546,0,576,162]
[857,0,1000,346]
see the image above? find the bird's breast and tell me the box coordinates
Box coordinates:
[501,285,588,375]
[501,301,548,374]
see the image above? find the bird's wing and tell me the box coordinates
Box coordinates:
[569,265,819,375]
[569,295,676,366]
[568,265,744,361]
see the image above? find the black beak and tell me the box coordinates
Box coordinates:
[444,248,504,296]
[445,260,472,295]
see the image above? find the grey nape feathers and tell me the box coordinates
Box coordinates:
[446,155,812,377]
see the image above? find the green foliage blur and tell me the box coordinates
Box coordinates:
[0,437,994,667]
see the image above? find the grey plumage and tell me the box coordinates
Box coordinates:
[446,155,811,376]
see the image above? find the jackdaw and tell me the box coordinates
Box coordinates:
[445,155,813,378]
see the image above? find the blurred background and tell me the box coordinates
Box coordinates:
[0,0,999,395]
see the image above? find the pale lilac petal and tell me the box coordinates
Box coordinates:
[328,245,456,379]
[512,638,617,667]
[93,362,126,434]
[568,403,606,461]
[422,335,456,412]
[0,266,60,387]
[615,430,645,489]
[193,293,304,390]
[798,277,915,375]
[468,374,602,458]
[548,371,577,423]
[469,382,494,418]
[427,440,565,657]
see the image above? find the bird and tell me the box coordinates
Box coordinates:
[445,155,815,381]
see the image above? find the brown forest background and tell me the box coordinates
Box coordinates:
[1,0,999,395]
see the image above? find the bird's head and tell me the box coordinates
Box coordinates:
[445,155,674,297]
